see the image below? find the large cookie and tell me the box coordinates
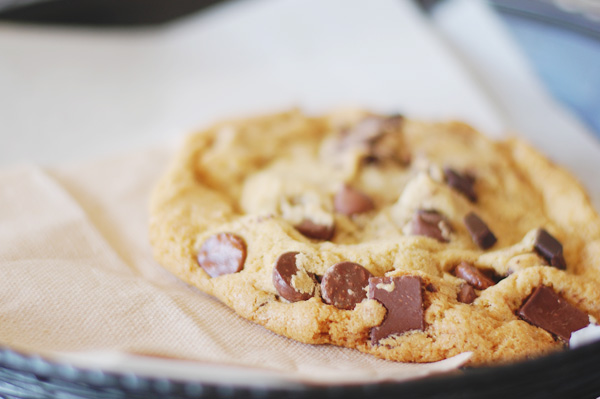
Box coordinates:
[149,109,600,365]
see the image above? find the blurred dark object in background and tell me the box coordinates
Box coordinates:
[0,0,227,26]
[1,0,598,32]
[491,0,600,38]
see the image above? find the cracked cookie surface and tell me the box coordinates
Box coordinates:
[149,109,600,365]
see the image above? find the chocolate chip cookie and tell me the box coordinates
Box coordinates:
[149,109,600,365]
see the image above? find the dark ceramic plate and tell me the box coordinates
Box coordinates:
[1,340,600,399]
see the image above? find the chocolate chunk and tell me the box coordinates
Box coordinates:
[464,212,496,249]
[368,276,424,344]
[457,283,477,304]
[339,115,408,165]
[321,262,373,310]
[341,117,384,148]
[334,185,375,216]
[425,283,438,292]
[410,210,451,242]
[295,219,335,241]
[382,114,404,130]
[369,115,406,163]
[341,115,403,146]
[518,286,589,341]
[453,261,495,290]
[197,233,247,278]
[273,252,316,302]
[444,168,477,202]
[534,229,566,270]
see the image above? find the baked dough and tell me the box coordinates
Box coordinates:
[149,109,600,365]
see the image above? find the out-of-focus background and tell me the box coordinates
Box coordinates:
[1,0,598,133]
[491,0,600,136]
[0,0,598,167]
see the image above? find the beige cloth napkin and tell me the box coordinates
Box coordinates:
[0,148,470,386]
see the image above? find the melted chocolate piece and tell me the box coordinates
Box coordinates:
[382,114,404,130]
[341,117,384,148]
[341,114,404,144]
[272,252,316,302]
[370,115,407,163]
[340,115,406,164]
[321,262,373,310]
[369,276,424,344]
[333,185,375,216]
[410,210,451,243]
[295,219,335,241]
[534,229,566,270]
[518,286,589,342]
[453,261,495,290]
[425,283,438,292]
[464,212,497,249]
[197,233,247,278]
[457,283,477,304]
[444,168,477,202]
